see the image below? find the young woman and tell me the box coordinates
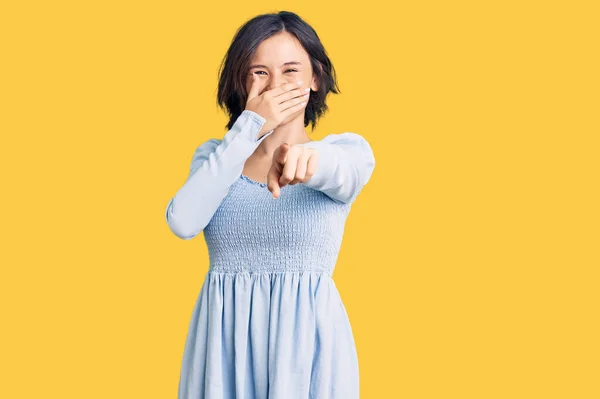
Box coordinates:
[165,11,375,399]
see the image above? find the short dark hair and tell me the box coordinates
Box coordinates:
[216,11,341,132]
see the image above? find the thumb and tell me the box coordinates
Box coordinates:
[267,163,281,199]
[247,73,260,103]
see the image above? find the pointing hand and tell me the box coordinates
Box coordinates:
[267,143,319,199]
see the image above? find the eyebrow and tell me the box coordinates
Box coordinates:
[248,61,302,70]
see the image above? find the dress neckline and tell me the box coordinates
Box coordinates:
[240,174,268,187]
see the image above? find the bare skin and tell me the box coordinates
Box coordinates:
[241,31,321,198]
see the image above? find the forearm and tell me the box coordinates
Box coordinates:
[299,133,375,204]
[165,110,273,239]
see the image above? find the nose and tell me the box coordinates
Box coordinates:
[266,73,286,91]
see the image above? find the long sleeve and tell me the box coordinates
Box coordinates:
[297,132,375,204]
[165,110,273,240]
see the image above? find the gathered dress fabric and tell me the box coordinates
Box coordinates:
[165,110,375,399]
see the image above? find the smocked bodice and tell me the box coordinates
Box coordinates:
[203,175,352,275]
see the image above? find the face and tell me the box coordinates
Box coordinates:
[245,31,318,125]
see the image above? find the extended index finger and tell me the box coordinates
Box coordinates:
[247,73,260,101]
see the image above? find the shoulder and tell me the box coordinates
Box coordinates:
[193,138,222,153]
[313,132,375,162]
[189,138,222,172]
[191,138,221,160]
[319,132,371,146]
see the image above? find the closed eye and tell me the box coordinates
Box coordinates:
[254,69,298,75]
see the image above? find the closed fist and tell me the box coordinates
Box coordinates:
[267,143,319,199]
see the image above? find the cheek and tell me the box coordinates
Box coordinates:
[301,71,313,87]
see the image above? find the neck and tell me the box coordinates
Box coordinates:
[255,113,312,157]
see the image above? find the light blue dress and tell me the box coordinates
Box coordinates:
[165,110,376,399]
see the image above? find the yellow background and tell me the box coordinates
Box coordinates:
[1,1,598,398]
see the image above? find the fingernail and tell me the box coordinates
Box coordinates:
[297,80,303,85]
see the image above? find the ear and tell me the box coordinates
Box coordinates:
[310,63,322,92]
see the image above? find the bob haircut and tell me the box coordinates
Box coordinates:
[216,11,340,132]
